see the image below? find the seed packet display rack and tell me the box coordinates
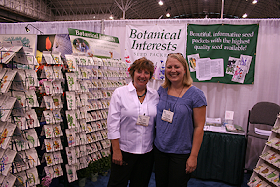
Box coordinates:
[0,41,41,187]
[63,53,128,183]
[247,114,280,187]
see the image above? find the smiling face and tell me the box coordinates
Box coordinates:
[165,57,186,84]
[133,68,150,89]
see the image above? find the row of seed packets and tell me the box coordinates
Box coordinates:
[41,109,63,125]
[74,66,127,79]
[66,145,110,166]
[13,167,40,187]
[41,66,64,79]
[14,109,40,130]
[252,162,280,186]
[0,44,22,64]
[13,148,40,173]
[0,68,39,93]
[65,129,108,147]
[266,137,280,150]
[12,90,39,108]
[12,128,40,151]
[260,148,280,167]
[44,164,63,179]
[41,95,63,110]
[41,51,63,65]
[65,54,127,70]
[66,91,110,110]
[66,108,108,127]
[41,80,63,95]
[66,72,126,91]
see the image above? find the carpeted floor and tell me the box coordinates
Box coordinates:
[69,170,252,187]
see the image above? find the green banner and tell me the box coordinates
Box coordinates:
[187,24,259,84]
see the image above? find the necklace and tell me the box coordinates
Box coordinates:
[137,89,147,98]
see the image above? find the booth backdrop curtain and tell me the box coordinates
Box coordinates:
[1,18,280,169]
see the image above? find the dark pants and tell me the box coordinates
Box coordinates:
[107,149,154,187]
[154,146,191,187]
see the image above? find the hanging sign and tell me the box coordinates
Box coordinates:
[125,24,186,80]
[187,24,259,84]
[68,28,121,59]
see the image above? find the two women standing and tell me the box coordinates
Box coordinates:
[107,54,207,187]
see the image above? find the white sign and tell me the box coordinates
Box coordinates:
[125,24,186,80]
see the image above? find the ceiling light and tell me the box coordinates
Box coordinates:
[166,13,170,17]
[25,26,30,33]
[158,1,163,5]
[252,0,257,4]
[109,15,114,20]
[242,13,247,18]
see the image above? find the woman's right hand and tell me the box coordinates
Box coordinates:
[112,149,123,165]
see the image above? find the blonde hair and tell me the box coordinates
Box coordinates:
[162,53,193,88]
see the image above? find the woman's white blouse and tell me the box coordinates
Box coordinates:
[107,82,159,154]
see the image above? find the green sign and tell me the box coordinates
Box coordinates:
[187,24,259,84]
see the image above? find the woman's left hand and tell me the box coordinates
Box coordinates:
[185,155,197,173]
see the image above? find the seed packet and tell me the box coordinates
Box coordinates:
[44,125,54,138]
[52,52,62,64]
[0,96,17,122]
[25,69,39,87]
[24,128,39,148]
[65,129,76,147]
[25,148,40,168]
[14,171,28,186]
[25,167,40,185]
[96,121,103,130]
[25,109,39,128]
[66,73,78,91]
[52,109,63,123]
[66,91,76,110]
[65,147,77,165]
[259,165,274,177]
[0,122,16,149]
[53,164,63,178]
[53,124,62,137]
[43,81,54,95]
[44,139,54,152]
[52,80,63,94]
[44,165,54,179]
[266,137,279,147]
[25,90,39,108]
[65,164,78,183]
[53,137,63,151]
[91,153,98,161]
[65,110,77,129]
[53,151,63,165]
[79,119,87,132]
[12,91,26,108]
[43,110,55,124]
[44,152,55,166]
[0,148,17,176]
[86,112,93,123]
[1,172,16,187]
[65,54,77,71]
[86,134,93,144]
[42,66,54,79]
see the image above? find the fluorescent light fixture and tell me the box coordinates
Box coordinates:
[166,13,170,17]
[158,1,163,5]
[25,24,44,34]
[252,0,257,4]
[242,13,247,18]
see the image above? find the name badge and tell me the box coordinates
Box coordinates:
[161,109,174,123]
[136,115,150,126]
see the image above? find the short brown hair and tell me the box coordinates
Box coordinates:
[129,57,154,80]
[162,53,193,88]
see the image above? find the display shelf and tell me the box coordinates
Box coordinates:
[248,114,280,186]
